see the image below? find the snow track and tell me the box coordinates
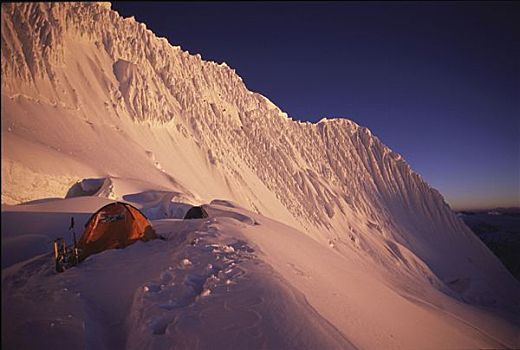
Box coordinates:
[128,216,353,350]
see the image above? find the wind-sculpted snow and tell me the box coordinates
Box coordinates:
[0,2,453,234]
[2,1,519,323]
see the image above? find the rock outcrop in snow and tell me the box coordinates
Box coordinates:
[1,1,518,313]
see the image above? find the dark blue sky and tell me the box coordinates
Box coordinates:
[111,1,519,210]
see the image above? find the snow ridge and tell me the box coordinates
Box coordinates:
[1,2,519,308]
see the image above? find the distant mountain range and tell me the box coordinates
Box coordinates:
[458,207,520,217]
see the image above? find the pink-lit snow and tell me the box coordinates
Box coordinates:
[1,3,519,349]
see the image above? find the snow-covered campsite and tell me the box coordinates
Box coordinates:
[2,3,519,349]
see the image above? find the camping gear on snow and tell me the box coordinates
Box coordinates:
[53,202,157,272]
[53,237,78,272]
[184,206,209,219]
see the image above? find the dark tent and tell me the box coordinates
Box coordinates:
[184,206,209,219]
[76,202,157,261]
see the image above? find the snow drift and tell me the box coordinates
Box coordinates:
[1,3,519,349]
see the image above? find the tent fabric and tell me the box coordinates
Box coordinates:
[77,202,157,261]
[184,206,209,219]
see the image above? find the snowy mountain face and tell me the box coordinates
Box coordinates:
[2,3,519,349]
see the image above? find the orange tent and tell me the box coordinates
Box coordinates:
[77,202,157,262]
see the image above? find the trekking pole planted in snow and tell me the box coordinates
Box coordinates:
[69,217,77,245]
[53,239,60,260]
[69,216,80,265]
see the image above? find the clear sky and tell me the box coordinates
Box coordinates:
[111,1,519,210]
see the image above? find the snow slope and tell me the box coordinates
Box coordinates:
[3,195,519,349]
[2,3,519,349]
